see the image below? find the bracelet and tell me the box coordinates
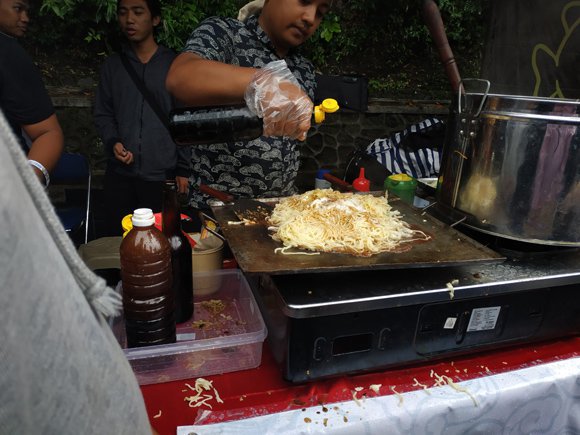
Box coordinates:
[28,159,50,187]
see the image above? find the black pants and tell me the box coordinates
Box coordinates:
[102,173,164,236]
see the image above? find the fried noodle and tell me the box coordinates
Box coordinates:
[268,189,428,257]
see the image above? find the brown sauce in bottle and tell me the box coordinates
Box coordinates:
[120,208,176,348]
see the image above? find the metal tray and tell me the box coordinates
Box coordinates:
[211,195,504,275]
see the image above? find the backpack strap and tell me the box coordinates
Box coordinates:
[119,53,171,132]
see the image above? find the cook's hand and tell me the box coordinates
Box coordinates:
[244,60,313,141]
[113,142,133,165]
[176,176,189,195]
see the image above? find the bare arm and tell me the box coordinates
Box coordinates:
[166,52,256,106]
[167,54,313,140]
[23,113,64,182]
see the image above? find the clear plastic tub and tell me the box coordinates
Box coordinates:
[111,269,267,385]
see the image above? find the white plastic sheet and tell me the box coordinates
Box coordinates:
[178,356,580,435]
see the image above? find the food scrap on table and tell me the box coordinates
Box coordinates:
[369,384,382,394]
[412,378,431,394]
[351,389,363,407]
[183,378,224,409]
[429,370,478,407]
[446,278,459,299]
[390,386,404,407]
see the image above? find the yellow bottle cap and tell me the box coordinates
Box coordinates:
[122,214,133,231]
[389,173,414,182]
[121,214,133,238]
[200,220,217,240]
[321,98,339,113]
[314,106,325,124]
[313,98,340,124]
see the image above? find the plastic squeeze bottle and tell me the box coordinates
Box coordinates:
[384,173,418,204]
[353,167,371,192]
[169,98,339,146]
[120,208,176,348]
[162,180,194,324]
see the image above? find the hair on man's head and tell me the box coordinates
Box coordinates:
[117,0,162,18]
[145,0,162,18]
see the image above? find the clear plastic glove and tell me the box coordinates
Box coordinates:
[244,60,313,141]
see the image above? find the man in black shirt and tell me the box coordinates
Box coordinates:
[0,0,64,187]
[94,0,188,236]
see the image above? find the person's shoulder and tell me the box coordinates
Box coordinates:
[290,53,315,72]
[197,16,243,32]
[0,35,30,62]
[101,51,122,64]
[98,51,122,74]
[200,16,240,25]
[0,32,18,47]
[102,52,121,65]
[298,55,315,69]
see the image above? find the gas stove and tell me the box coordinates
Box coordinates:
[248,230,580,383]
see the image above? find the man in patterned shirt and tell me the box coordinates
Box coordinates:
[166,0,331,208]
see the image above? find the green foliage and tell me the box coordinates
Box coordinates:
[40,0,116,23]
[39,0,76,19]
[29,0,486,97]
[35,0,485,59]
[319,14,341,42]
[436,0,485,52]
[36,0,245,53]
[369,74,413,93]
[304,13,342,66]
[305,0,486,73]
[157,1,201,50]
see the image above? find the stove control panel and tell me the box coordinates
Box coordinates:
[414,291,543,355]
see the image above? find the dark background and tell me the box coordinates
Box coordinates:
[481,0,580,98]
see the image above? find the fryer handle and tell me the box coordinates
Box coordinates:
[422,0,462,94]
[457,78,491,117]
[199,183,234,203]
[323,173,355,192]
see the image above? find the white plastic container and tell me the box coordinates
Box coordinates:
[111,269,267,385]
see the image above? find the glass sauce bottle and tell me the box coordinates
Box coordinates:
[169,99,339,146]
[162,180,194,323]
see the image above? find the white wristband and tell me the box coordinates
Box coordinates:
[28,159,50,187]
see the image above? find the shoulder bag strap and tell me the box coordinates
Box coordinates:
[119,53,171,132]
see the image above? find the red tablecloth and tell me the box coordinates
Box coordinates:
[142,336,580,435]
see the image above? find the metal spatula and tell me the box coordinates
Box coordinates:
[199,183,273,224]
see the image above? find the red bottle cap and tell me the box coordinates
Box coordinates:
[353,168,370,192]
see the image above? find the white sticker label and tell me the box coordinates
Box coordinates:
[443,317,457,329]
[176,333,196,341]
[467,306,501,332]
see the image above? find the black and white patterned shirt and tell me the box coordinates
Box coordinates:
[182,14,316,208]
[366,117,444,179]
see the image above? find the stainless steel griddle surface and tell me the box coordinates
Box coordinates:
[211,194,504,275]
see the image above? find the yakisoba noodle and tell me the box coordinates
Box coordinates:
[268,189,429,257]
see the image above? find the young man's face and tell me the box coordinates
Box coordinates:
[117,0,160,45]
[0,0,30,38]
[261,0,331,54]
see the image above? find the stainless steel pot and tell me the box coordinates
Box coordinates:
[437,79,580,245]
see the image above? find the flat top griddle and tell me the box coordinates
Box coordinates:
[210,195,504,275]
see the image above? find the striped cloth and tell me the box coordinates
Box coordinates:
[366,117,444,179]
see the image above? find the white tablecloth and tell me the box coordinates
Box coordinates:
[178,356,580,434]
